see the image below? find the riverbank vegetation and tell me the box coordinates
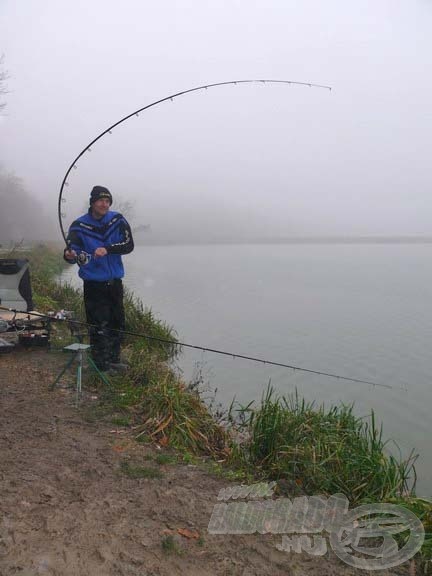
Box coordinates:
[17,244,432,570]
[228,386,416,504]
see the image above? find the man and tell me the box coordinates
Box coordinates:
[64,185,134,372]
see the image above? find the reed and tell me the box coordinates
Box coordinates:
[229,385,417,504]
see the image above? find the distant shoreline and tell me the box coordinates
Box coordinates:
[135,236,432,246]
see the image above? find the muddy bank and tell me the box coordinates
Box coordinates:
[0,349,412,575]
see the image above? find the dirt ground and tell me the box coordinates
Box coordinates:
[0,347,414,576]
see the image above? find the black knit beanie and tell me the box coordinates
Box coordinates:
[89,185,113,205]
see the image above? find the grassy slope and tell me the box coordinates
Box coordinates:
[23,244,432,568]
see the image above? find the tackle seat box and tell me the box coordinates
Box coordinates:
[0,258,34,311]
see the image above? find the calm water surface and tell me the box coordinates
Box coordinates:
[63,243,432,496]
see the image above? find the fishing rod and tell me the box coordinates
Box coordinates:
[53,78,393,391]
[0,305,395,390]
[57,78,331,241]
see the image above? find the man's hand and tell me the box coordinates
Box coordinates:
[64,249,77,261]
[94,247,108,259]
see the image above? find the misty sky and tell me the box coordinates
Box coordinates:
[0,0,431,241]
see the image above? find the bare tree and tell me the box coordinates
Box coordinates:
[0,54,9,112]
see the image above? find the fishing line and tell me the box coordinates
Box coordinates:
[50,79,396,391]
[0,305,398,390]
[57,78,331,241]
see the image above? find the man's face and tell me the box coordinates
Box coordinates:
[91,198,111,219]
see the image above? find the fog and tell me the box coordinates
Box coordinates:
[1,0,431,243]
[0,166,56,244]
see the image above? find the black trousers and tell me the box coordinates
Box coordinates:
[83,279,125,371]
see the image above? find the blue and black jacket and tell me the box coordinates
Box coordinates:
[64,210,134,281]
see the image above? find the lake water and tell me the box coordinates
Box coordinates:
[62,243,432,497]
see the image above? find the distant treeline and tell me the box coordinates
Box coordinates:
[0,166,56,244]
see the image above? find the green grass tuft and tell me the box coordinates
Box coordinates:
[154,453,177,465]
[110,415,131,427]
[119,461,163,479]
[229,384,417,505]
[161,534,182,555]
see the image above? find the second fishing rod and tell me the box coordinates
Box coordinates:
[0,304,398,390]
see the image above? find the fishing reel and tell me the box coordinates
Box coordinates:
[65,241,92,266]
[76,251,92,266]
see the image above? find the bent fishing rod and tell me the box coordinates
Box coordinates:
[57,78,331,242]
[0,305,395,390]
[53,78,394,391]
